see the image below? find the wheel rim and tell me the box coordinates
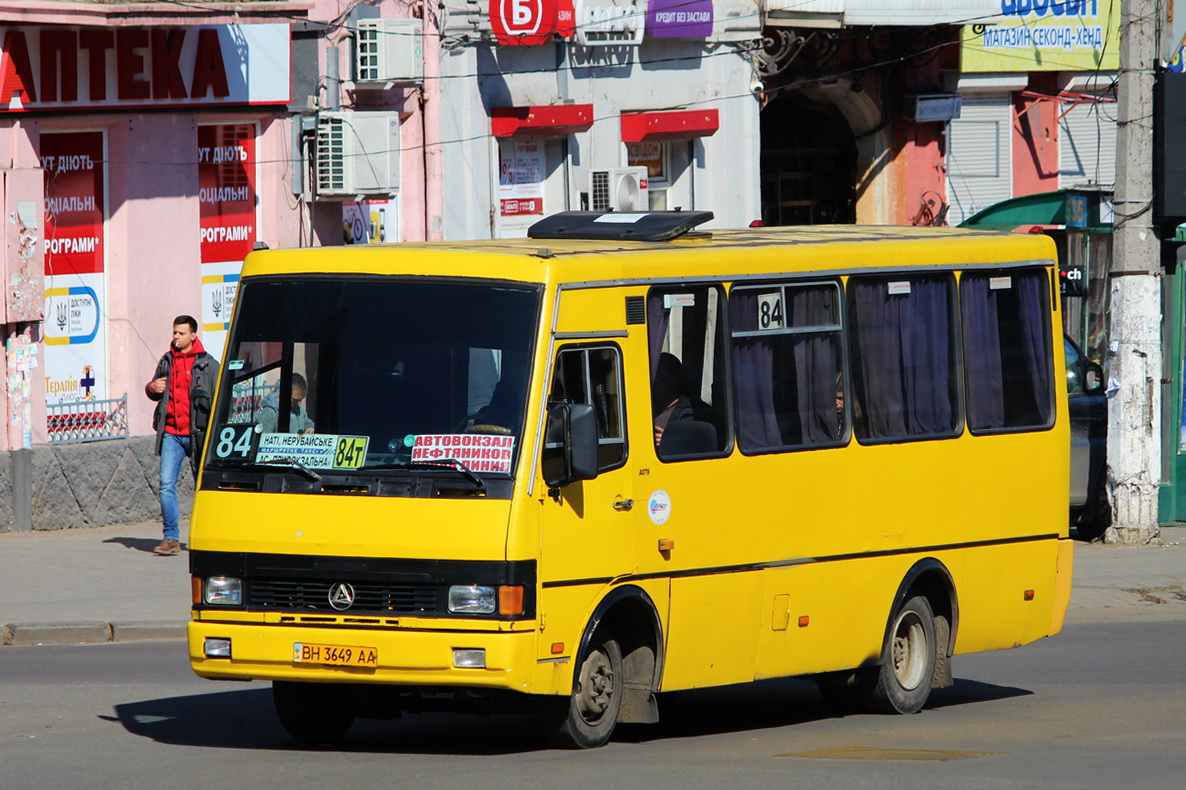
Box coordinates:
[890,611,929,691]
[574,647,615,724]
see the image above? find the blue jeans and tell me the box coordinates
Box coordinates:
[159,433,193,541]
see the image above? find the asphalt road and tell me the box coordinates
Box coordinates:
[3,618,1186,790]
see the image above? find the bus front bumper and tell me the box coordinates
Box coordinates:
[188,620,540,692]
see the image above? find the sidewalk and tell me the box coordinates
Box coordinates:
[0,520,192,646]
[1,522,1185,646]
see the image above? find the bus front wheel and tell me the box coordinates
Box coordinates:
[863,595,936,715]
[544,637,624,749]
[272,681,355,744]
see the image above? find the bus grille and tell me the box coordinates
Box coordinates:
[249,578,439,614]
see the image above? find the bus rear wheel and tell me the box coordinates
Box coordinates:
[545,637,623,749]
[863,595,936,715]
[272,681,355,744]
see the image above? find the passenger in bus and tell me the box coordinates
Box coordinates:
[257,372,315,435]
[653,352,695,447]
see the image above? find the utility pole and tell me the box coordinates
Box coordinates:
[1107,0,1161,543]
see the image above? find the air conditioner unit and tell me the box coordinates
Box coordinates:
[315,112,401,198]
[589,167,649,212]
[355,18,424,87]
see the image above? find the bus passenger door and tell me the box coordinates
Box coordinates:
[538,343,636,660]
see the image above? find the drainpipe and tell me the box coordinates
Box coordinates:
[422,2,444,240]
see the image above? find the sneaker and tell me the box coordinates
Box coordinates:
[153,539,181,556]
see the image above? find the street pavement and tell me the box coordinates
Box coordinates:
[1,521,1185,646]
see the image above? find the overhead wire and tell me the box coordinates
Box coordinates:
[33,0,1125,210]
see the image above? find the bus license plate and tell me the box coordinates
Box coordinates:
[293,642,378,667]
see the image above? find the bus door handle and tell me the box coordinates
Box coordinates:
[613,498,634,511]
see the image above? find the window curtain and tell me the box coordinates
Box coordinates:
[647,293,671,380]
[730,287,840,449]
[961,271,1051,430]
[730,292,781,449]
[1017,273,1052,425]
[791,288,841,444]
[961,277,1006,430]
[851,277,954,439]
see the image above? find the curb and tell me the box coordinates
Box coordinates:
[1,620,187,646]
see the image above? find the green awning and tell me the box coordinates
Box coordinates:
[958,189,1112,233]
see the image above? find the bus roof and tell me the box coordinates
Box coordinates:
[241,218,1057,285]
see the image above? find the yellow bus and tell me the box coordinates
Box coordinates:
[188,211,1072,749]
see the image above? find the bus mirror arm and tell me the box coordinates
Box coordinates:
[543,403,600,491]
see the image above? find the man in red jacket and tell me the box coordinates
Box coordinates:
[145,315,219,556]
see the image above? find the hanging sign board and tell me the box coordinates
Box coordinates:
[199,123,257,361]
[0,24,290,112]
[42,130,107,406]
[490,0,574,45]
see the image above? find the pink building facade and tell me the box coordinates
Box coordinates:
[0,2,432,463]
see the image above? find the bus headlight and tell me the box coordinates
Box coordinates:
[204,576,243,606]
[448,585,496,614]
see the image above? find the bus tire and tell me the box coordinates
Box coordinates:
[545,637,624,749]
[272,681,355,744]
[863,595,936,715]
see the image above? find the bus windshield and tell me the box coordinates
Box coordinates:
[205,278,540,479]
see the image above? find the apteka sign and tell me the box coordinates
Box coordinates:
[0,24,290,112]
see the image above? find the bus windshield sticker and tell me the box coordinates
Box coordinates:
[212,423,258,462]
[256,433,370,470]
[757,292,784,330]
[990,276,1012,290]
[410,434,515,474]
[593,213,646,224]
[887,281,912,296]
[648,489,672,526]
[665,293,696,309]
[227,359,245,371]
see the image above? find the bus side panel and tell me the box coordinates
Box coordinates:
[662,572,764,690]
[949,539,1063,654]
[1050,538,1074,635]
[530,577,671,696]
[532,585,605,695]
[755,562,869,680]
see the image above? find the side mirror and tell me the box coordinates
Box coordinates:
[542,403,600,488]
[1084,361,1104,394]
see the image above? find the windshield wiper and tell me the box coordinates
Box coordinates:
[360,459,485,489]
[241,459,321,482]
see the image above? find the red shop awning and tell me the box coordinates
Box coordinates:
[491,104,594,137]
[620,109,720,142]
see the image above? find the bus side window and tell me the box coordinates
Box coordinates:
[960,268,1053,432]
[848,274,960,441]
[729,281,846,452]
[543,345,627,474]
[647,286,731,459]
